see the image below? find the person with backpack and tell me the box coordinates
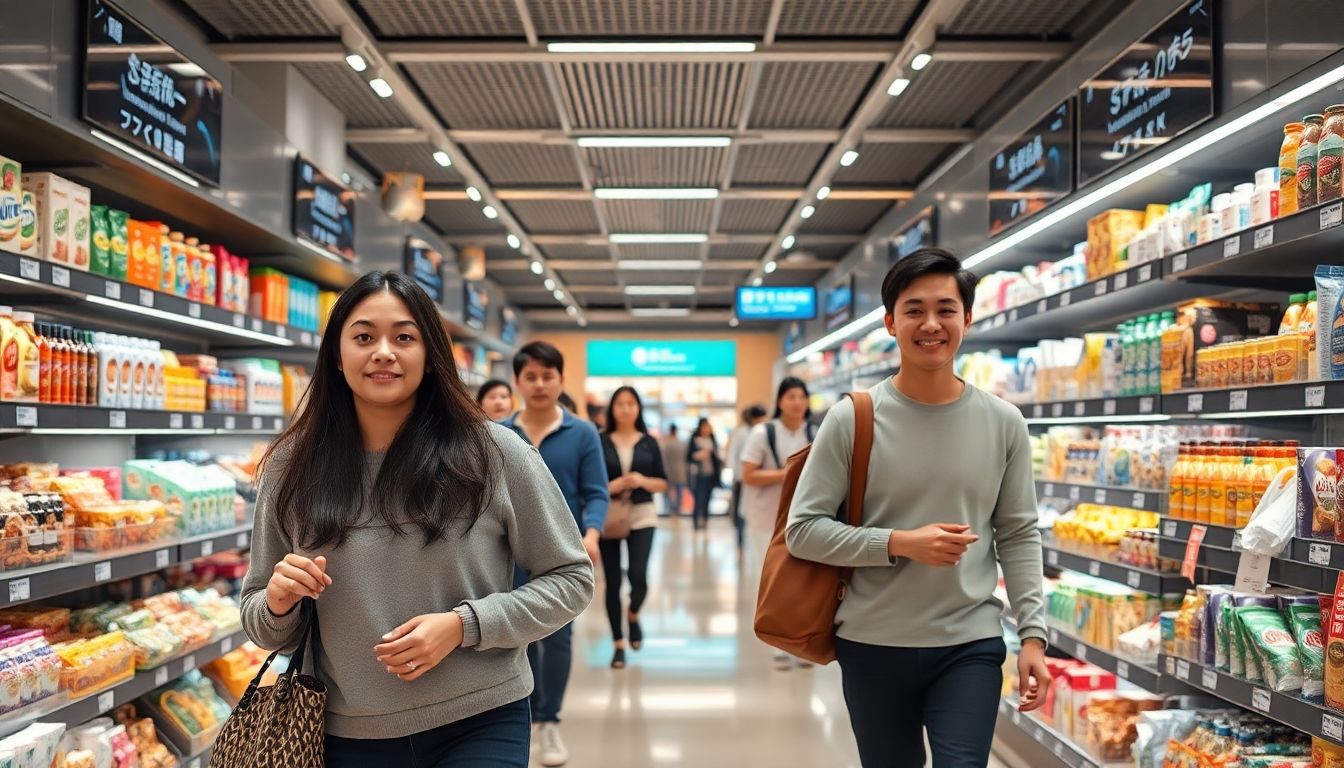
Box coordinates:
[782,249,1050,767]
[740,377,816,670]
[726,404,769,555]
[686,418,723,531]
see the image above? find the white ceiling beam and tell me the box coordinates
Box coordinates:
[499,233,863,246]
[489,258,837,271]
[427,187,912,201]
[511,0,539,47]
[347,127,974,145]
[763,0,787,47]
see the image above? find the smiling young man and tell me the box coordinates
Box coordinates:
[501,341,607,767]
[784,249,1050,767]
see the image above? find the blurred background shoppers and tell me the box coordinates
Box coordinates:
[660,423,688,517]
[726,404,769,555]
[476,378,515,422]
[687,418,722,532]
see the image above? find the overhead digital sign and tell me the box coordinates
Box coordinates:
[404,237,443,302]
[587,341,736,377]
[989,99,1074,236]
[890,205,937,262]
[735,286,817,321]
[294,156,356,261]
[463,280,489,330]
[825,276,855,331]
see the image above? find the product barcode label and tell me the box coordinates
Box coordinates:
[1163,520,1178,538]
[251,416,263,430]
[275,324,288,339]
[1095,281,1107,297]
[235,533,249,549]
[1043,483,1055,497]
[1075,643,1088,662]
[221,637,234,653]
[1254,225,1275,249]
[273,417,283,431]
[155,549,169,569]
[1139,264,1154,283]
[155,667,168,687]
[1051,403,1064,418]
[1323,202,1343,231]
[1116,660,1130,679]
[1047,550,1059,566]
[188,303,201,319]
[1008,308,1018,323]
[1308,385,1327,408]
[201,540,214,557]
[1113,272,1129,291]
[1312,543,1333,566]
[1032,404,1044,418]
[1223,237,1241,259]
[7,579,29,603]
[1094,489,1107,504]
[1172,253,1188,273]
[1073,401,1085,417]
[1177,660,1191,680]
[1060,292,1071,307]
[183,654,196,672]
[1088,561,1101,577]
[1069,486,1080,501]
[1104,399,1117,415]
[224,416,236,430]
[1139,397,1155,414]
[1324,712,1344,741]
[14,407,35,428]
[190,414,204,429]
[19,258,40,281]
[50,265,68,287]
[98,691,114,712]
[1126,571,1142,589]
[104,281,121,300]
[1252,687,1272,712]
[251,318,263,333]
[1229,390,1248,411]
[169,413,183,429]
[1165,656,1176,675]
[232,313,245,328]
[138,289,153,308]
[1133,492,1146,509]
[1202,669,1219,689]
[1187,393,1204,412]
[93,562,111,582]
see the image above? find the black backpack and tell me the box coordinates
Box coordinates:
[764,420,817,468]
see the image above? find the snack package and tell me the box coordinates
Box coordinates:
[67,183,90,271]
[1286,601,1325,699]
[22,173,70,264]
[1236,605,1305,693]
[1298,447,1339,540]
[90,206,111,276]
[107,210,129,282]
[1317,264,1344,380]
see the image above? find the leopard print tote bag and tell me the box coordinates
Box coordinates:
[210,598,327,768]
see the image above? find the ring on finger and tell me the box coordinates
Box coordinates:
[405,661,418,672]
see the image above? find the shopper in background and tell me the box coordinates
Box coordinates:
[599,386,668,669]
[785,249,1049,768]
[741,378,816,670]
[241,272,593,768]
[686,418,722,531]
[726,404,769,555]
[475,378,515,422]
[558,391,579,415]
[502,340,608,768]
[660,423,689,516]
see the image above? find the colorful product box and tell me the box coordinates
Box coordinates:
[1086,209,1146,280]
[22,173,70,264]
[17,191,35,258]
[123,460,234,536]
[0,156,21,256]
[67,181,90,271]
[126,220,161,290]
[1171,299,1282,390]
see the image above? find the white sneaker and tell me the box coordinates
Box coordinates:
[772,651,792,671]
[539,722,569,767]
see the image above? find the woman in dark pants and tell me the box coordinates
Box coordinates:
[599,386,668,669]
[687,418,722,531]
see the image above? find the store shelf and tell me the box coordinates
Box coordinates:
[1158,519,1336,593]
[1161,654,1344,746]
[993,697,1103,768]
[1020,395,1160,421]
[1042,536,1187,594]
[179,524,253,562]
[805,360,900,391]
[1163,380,1344,418]
[1036,480,1166,513]
[184,744,214,768]
[0,524,253,610]
[1166,200,1344,285]
[0,403,285,435]
[1046,626,1177,694]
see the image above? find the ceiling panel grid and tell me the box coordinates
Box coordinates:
[702,269,749,286]
[295,63,413,128]
[620,270,703,286]
[349,142,464,183]
[584,146,728,187]
[945,0,1093,37]
[774,0,920,37]
[462,143,585,186]
[717,199,792,233]
[874,62,1026,129]
[831,142,954,186]
[797,199,894,233]
[750,62,880,129]
[425,200,508,235]
[612,244,703,261]
[558,269,620,286]
[539,244,611,260]
[731,143,830,186]
[557,62,748,130]
[404,63,561,130]
[508,200,603,233]
[353,0,527,38]
[708,242,768,261]
[600,200,715,233]
[527,0,773,36]
[182,0,335,38]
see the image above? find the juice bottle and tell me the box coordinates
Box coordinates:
[0,307,17,402]
[1298,114,1325,209]
[48,326,65,404]
[1120,321,1136,395]
[1169,443,1189,520]
[1195,444,1215,524]
[94,333,117,409]
[61,327,76,404]
[1249,442,1274,512]
[76,329,91,406]
[35,323,51,404]
[131,338,146,410]
[1226,341,1244,387]
[1281,294,1306,334]
[161,228,178,295]
[1319,104,1344,203]
[201,245,217,306]
[1301,290,1318,378]
[13,314,41,404]
[1281,122,1305,216]
[69,328,83,406]
[1234,444,1256,528]
[83,332,97,406]
[117,336,133,409]
[1207,444,1230,526]
[185,237,203,302]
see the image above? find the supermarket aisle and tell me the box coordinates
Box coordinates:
[552,520,1019,768]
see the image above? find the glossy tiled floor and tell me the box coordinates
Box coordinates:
[542,516,1020,768]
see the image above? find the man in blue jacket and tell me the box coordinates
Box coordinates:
[503,340,608,767]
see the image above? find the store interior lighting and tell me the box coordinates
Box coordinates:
[887,78,911,96]
[839,150,860,167]
[344,53,368,72]
[910,52,933,71]
[432,150,452,167]
[89,129,200,188]
[544,278,556,291]
[82,295,295,346]
[617,260,701,270]
[594,188,719,200]
[800,205,815,219]
[482,205,498,219]
[466,186,482,202]
[781,235,795,249]
[816,186,831,200]
[553,289,565,301]
[624,285,696,296]
[548,41,756,54]
[609,233,708,244]
[507,234,521,249]
[764,261,777,274]
[576,137,732,149]
[728,318,739,327]
[630,308,692,317]
[368,77,394,98]
[752,277,763,286]
[530,261,544,274]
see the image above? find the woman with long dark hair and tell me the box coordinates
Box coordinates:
[240,272,593,767]
[686,418,723,531]
[599,387,668,669]
[476,379,515,421]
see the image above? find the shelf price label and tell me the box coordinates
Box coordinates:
[1043,483,1055,497]
[190,414,204,429]
[1059,292,1071,308]
[1094,280,1107,297]
[169,414,183,429]
[1094,488,1107,504]
[1113,272,1128,291]
[1133,492,1147,509]
[51,265,69,287]
[1172,253,1188,273]
[1311,543,1334,566]
[1008,308,1018,323]
[93,562,112,583]
[1163,519,1179,538]
[1254,225,1275,249]
[1049,628,1059,645]
[1126,571,1142,589]
[1308,385,1327,408]
[1069,486,1080,501]
[154,666,168,687]
[251,318,264,333]
[155,549,169,569]
[1047,550,1059,566]
[188,303,201,318]
[1138,264,1154,283]
[7,578,29,603]
[1229,390,1248,411]
[1176,660,1191,680]
[1116,660,1130,679]
[236,532,249,549]
[224,416,236,430]
[1073,401,1085,417]
[98,691,114,713]
[1051,403,1064,418]
[1053,743,1064,758]
[300,331,313,346]
[108,410,126,429]
[1323,201,1343,231]
[104,281,121,301]
[1036,299,1048,315]
[1324,712,1344,742]
[1202,669,1219,690]
[1032,404,1044,419]
[138,289,154,308]
[273,417,283,432]
[1104,399,1117,416]
[1252,687,1272,713]
[19,258,41,281]
[1223,237,1241,259]
[1088,561,1101,577]
[221,637,233,653]
[14,407,36,428]
[1165,656,1176,675]
[183,654,196,672]
[232,313,245,328]
[201,540,214,557]
[276,325,288,339]
[1187,393,1204,412]
[251,416,263,431]
[1139,397,1155,414]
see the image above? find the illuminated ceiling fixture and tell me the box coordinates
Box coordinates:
[781,235,795,249]
[553,289,565,301]
[624,285,696,296]
[432,150,451,167]
[576,136,732,148]
[544,278,556,291]
[507,234,521,249]
[578,317,588,327]
[764,261,778,274]
[610,233,708,244]
[368,77,394,98]
[816,186,831,200]
[800,205,815,219]
[594,188,719,200]
[482,205,498,219]
[752,277,762,286]
[617,260,701,270]
[566,305,578,317]
[729,317,739,327]
[887,78,911,97]
[530,261,544,274]
[466,186,482,202]
[548,41,756,54]
[910,52,933,71]
[840,150,860,167]
[345,53,368,72]
[631,308,692,317]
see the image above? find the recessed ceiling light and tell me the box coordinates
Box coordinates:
[625,285,697,295]
[578,317,588,327]
[566,305,578,317]
[910,52,933,71]
[729,317,739,328]
[466,186,482,202]
[345,53,368,72]
[548,41,756,54]
[530,261,543,274]
[617,260,701,270]
[752,277,763,286]
[781,235,795,249]
[610,233,708,244]
[432,150,452,167]
[507,234,521,249]
[576,137,731,148]
[840,150,860,167]
[816,186,830,200]
[368,77,394,98]
[630,308,693,317]
[595,188,719,199]
[800,205,815,219]
[887,78,911,96]
[764,261,777,274]
[553,289,565,301]
[544,278,556,291]
[482,205,498,219]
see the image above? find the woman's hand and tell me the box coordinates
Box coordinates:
[627,472,647,490]
[374,612,465,682]
[266,554,331,617]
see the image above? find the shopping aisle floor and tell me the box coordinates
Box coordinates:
[547,518,1019,768]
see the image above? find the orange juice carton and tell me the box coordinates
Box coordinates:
[0,156,22,255]
[126,220,161,289]
[67,181,91,271]
[22,173,70,264]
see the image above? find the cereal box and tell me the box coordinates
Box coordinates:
[67,181,90,271]
[17,191,35,258]
[22,173,70,264]
[0,156,22,255]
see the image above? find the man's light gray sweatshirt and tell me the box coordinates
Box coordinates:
[240,422,594,739]
[786,379,1048,648]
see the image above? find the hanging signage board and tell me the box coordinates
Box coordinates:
[587,340,736,377]
[989,99,1074,236]
[404,237,443,302]
[1077,0,1214,185]
[293,156,356,261]
[890,206,937,263]
[783,321,804,356]
[83,0,224,186]
[463,280,489,330]
[500,307,519,346]
[825,276,855,331]
[735,286,817,321]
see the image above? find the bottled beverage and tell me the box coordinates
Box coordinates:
[94,333,117,409]
[1120,322,1136,395]
[1281,122,1306,216]
[50,327,68,405]
[131,338,146,410]
[71,328,87,407]
[1170,443,1190,520]
[1144,313,1162,394]
[1281,294,1307,334]
[1250,442,1275,513]
[1233,443,1255,528]
[117,336,133,409]
[1195,444,1215,524]
[36,323,51,404]
[1320,105,1344,203]
[1298,114,1325,209]
[1208,444,1232,526]
[83,332,97,406]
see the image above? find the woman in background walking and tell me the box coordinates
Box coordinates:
[660,424,689,516]
[687,419,722,531]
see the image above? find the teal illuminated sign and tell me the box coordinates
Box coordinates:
[587,340,736,377]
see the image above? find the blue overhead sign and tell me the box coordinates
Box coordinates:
[735,286,817,321]
[587,340,736,377]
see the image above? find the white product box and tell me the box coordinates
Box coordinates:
[22,173,71,264]
[67,181,91,271]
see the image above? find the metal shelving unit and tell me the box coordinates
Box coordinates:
[1042,536,1187,594]
[1036,480,1166,513]
[993,698,1102,768]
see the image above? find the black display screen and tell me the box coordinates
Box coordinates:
[1077,0,1214,185]
[404,237,444,302]
[500,307,519,346]
[989,100,1074,236]
[463,280,489,330]
[825,276,855,331]
[293,156,356,261]
[891,205,938,262]
[83,0,225,186]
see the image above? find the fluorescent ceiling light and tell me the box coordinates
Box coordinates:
[781,235,795,249]
[800,205,816,219]
[816,186,831,200]
[610,233,708,244]
[578,317,588,327]
[786,307,884,364]
[83,295,295,346]
[729,317,739,327]
[595,188,719,200]
[631,308,692,317]
[482,205,498,219]
[368,77,394,98]
[566,305,578,316]
[840,150,860,167]
[553,289,565,300]
[530,261,544,274]
[962,61,1344,273]
[764,261,777,274]
[576,137,731,149]
[432,150,452,167]
[887,78,911,96]
[544,278,556,291]
[618,260,701,270]
[89,129,200,188]
[910,53,932,71]
[548,41,756,54]
[466,186,482,202]
[345,53,368,72]
[625,285,696,296]
[507,234,521,249]
[752,277,763,286]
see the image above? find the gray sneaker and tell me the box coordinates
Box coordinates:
[539,722,569,767]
